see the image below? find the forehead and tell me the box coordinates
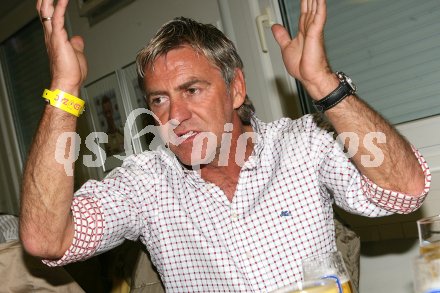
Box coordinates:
[145,46,219,79]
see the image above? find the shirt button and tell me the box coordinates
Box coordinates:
[231,212,238,221]
[245,251,253,259]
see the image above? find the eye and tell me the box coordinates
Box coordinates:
[149,95,168,106]
[187,87,200,95]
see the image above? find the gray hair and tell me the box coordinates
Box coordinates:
[136,17,255,125]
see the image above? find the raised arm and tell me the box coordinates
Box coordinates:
[20,0,87,258]
[271,0,425,195]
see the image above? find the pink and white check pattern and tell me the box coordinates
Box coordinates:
[45,115,431,292]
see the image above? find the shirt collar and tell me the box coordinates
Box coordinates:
[165,114,267,175]
[249,115,265,157]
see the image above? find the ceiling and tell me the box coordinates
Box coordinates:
[0,0,27,20]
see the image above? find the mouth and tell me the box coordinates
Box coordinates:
[173,130,199,144]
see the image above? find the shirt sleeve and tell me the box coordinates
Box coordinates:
[43,196,104,267]
[43,157,155,267]
[310,118,431,216]
[359,146,431,214]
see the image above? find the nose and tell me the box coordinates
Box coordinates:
[168,96,191,125]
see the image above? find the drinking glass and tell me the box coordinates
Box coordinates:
[302,251,355,293]
[413,251,440,293]
[270,278,339,293]
[418,215,440,255]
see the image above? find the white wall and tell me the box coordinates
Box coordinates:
[360,239,419,293]
[67,0,222,84]
[219,0,302,122]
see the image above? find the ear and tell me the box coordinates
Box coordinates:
[230,69,247,109]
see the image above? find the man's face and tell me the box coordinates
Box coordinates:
[143,46,245,166]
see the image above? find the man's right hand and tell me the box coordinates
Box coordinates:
[37,0,87,95]
[20,0,86,259]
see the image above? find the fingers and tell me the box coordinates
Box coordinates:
[37,0,71,54]
[300,0,307,15]
[36,0,44,14]
[303,0,318,13]
[271,24,291,50]
[300,0,314,31]
[52,0,69,32]
[311,0,326,29]
[311,0,317,14]
[301,0,323,16]
[299,0,326,30]
[316,0,327,24]
[307,0,312,11]
[38,0,55,46]
[37,0,70,33]
[38,0,55,26]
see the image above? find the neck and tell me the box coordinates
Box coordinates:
[200,117,254,201]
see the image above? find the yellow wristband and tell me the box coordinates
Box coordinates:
[42,89,85,117]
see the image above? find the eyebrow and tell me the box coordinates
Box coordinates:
[177,79,210,91]
[145,78,211,100]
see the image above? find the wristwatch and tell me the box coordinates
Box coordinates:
[313,72,357,112]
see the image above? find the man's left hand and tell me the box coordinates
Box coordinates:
[271,0,337,100]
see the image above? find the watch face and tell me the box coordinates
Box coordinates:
[345,75,357,92]
[338,72,357,93]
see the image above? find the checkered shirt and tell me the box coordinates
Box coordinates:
[44,114,431,292]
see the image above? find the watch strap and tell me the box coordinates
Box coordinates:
[313,72,355,112]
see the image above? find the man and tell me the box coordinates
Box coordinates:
[21,0,430,292]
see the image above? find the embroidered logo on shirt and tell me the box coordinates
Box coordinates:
[280,211,292,217]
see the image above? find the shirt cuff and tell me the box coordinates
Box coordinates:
[360,146,431,214]
[42,196,104,267]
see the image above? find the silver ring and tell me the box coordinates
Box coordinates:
[41,17,52,22]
